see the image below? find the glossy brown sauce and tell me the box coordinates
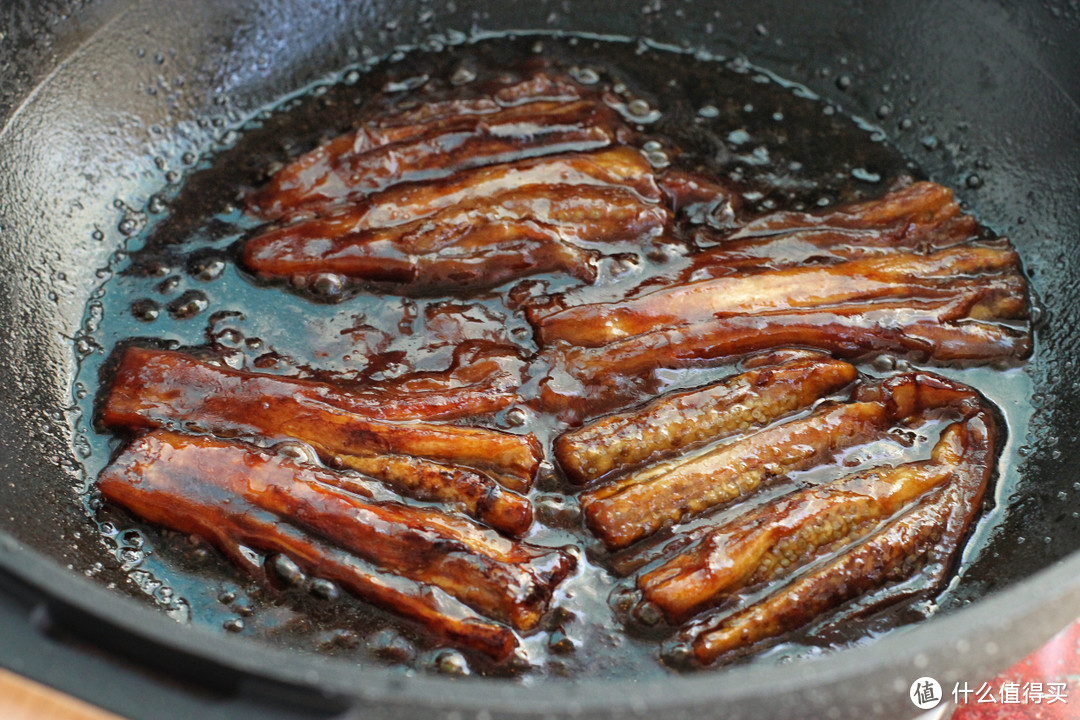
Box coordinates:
[73,35,1033,679]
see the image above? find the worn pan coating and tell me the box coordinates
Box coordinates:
[0,1,1078,718]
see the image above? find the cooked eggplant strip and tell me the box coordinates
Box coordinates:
[673,486,953,665]
[262,147,660,233]
[638,442,957,624]
[675,409,992,666]
[538,290,1030,418]
[384,74,584,127]
[252,100,625,218]
[555,352,856,484]
[251,72,589,217]
[97,439,518,659]
[580,401,893,551]
[531,244,1027,347]
[244,183,667,293]
[98,431,575,634]
[100,346,541,492]
[243,148,666,293]
[647,373,996,664]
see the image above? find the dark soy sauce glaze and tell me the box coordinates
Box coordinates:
[73,35,1034,679]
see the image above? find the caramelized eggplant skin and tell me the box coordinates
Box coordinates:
[99,432,575,630]
[600,372,997,665]
[250,72,623,218]
[242,147,666,295]
[532,244,1027,348]
[99,346,542,492]
[98,431,577,659]
[536,291,1030,420]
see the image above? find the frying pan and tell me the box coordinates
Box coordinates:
[1,0,1078,717]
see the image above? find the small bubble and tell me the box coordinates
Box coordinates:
[167,290,209,320]
[223,618,244,633]
[450,65,476,86]
[505,408,528,427]
[965,173,984,189]
[309,273,347,299]
[570,66,599,85]
[268,554,305,587]
[181,152,196,165]
[898,118,914,131]
[645,150,670,168]
[147,196,167,214]
[698,104,719,118]
[165,170,180,184]
[275,440,319,465]
[157,275,181,294]
[369,629,415,662]
[627,99,652,117]
[920,135,939,150]
[188,255,226,282]
[851,167,882,183]
[310,578,340,600]
[836,75,852,91]
[131,298,160,322]
[118,217,140,236]
[434,649,470,675]
[875,103,893,119]
[218,590,236,604]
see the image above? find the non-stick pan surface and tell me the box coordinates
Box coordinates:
[1,1,1078,718]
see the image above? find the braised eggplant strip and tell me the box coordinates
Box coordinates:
[319,452,533,538]
[100,346,541,492]
[531,244,1027,348]
[628,373,996,663]
[671,487,954,665]
[673,404,993,666]
[555,352,856,485]
[579,401,893,551]
[243,147,666,294]
[97,435,518,659]
[244,183,667,294]
[638,437,957,624]
[251,72,592,217]
[538,291,1030,418]
[252,99,626,218]
[99,432,574,632]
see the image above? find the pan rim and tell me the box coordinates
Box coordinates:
[2,523,1078,714]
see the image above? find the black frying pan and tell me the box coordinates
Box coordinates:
[1,1,1079,718]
